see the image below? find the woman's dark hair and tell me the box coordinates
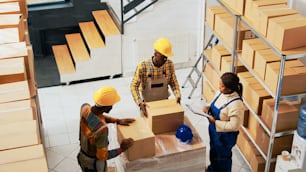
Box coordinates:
[221,72,243,97]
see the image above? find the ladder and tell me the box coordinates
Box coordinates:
[182,34,217,99]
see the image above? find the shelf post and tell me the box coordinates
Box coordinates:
[231,15,239,73]
[265,55,286,172]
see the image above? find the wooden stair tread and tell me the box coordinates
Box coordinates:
[52,45,75,75]
[65,33,90,62]
[92,10,120,36]
[79,21,105,49]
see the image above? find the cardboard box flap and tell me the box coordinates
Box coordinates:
[117,117,154,141]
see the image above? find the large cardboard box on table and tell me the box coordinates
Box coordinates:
[145,99,184,134]
[118,116,206,172]
[264,60,306,95]
[266,14,306,50]
[0,144,48,172]
[206,5,227,30]
[0,57,27,84]
[253,49,280,80]
[261,99,300,132]
[117,117,155,161]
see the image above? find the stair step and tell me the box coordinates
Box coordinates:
[92,10,120,36]
[79,21,105,49]
[52,45,75,75]
[65,33,90,62]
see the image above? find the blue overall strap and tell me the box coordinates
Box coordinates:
[219,97,242,111]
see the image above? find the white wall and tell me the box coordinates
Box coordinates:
[107,0,205,75]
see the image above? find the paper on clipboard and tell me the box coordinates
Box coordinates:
[186,104,210,118]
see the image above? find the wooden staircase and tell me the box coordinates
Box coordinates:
[52,9,121,85]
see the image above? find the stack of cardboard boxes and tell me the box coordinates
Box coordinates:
[116,99,206,171]
[204,0,306,171]
[0,0,48,171]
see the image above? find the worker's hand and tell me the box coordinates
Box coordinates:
[202,106,210,114]
[120,138,134,152]
[139,102,148,117]
[176,97,181,104]
[207,116,216,124]
[117,118,135,126]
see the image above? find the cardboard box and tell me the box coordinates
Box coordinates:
[220,56,247,74]
[266,14,306,50]
[211,45,231,70]
[0,57,27,84]
[244,0,287,24]
[206,5,227,30]
[202,79,215,103]
[237,128,268,172]
[264,60,306,95]
[0,80,30,104]
[241,38,269,68]
[253,49,280,80]
[0,104,34,125]
[215,13,255,50]
[222,0,245,15]
[145,99,184,134]
[255,4,297,36]
[118,116,206,171]
[244,83,271,115]
[255,123,293,157]
[117,117,155,161]
[243,105,250,127]
[247,110,261,139]
[0,14,25,43]
[204,62,220,90]
[261,99,300,132]
[0,120,40,150]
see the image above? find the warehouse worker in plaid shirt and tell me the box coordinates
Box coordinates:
[131,37,181,117]
[78,86,135,172]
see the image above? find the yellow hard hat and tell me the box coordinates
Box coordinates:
[153,37,173,57]
[93,86,121,106]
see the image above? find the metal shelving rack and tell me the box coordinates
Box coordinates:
[202,0,306,171]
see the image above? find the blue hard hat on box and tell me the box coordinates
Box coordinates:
[176,124,193,143]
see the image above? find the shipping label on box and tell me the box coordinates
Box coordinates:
[117,117,155,161]
[146,99,184,134]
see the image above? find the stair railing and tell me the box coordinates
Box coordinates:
[120,0,158,33]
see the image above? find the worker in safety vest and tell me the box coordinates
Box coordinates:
[130,37,181,117]
[77,86,135,172]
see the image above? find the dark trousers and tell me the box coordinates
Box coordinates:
[208,124,238,172]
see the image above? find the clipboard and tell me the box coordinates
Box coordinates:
[185,104,211,118]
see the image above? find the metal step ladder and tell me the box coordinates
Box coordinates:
[182,34,218,99]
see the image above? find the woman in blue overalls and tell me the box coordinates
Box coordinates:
[203,72,244,172]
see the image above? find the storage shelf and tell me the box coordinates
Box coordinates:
[202,1,306,172]
[240,16,306,59]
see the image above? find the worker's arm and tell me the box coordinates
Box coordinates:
[130,63,144,106]
[167,61,181,102]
